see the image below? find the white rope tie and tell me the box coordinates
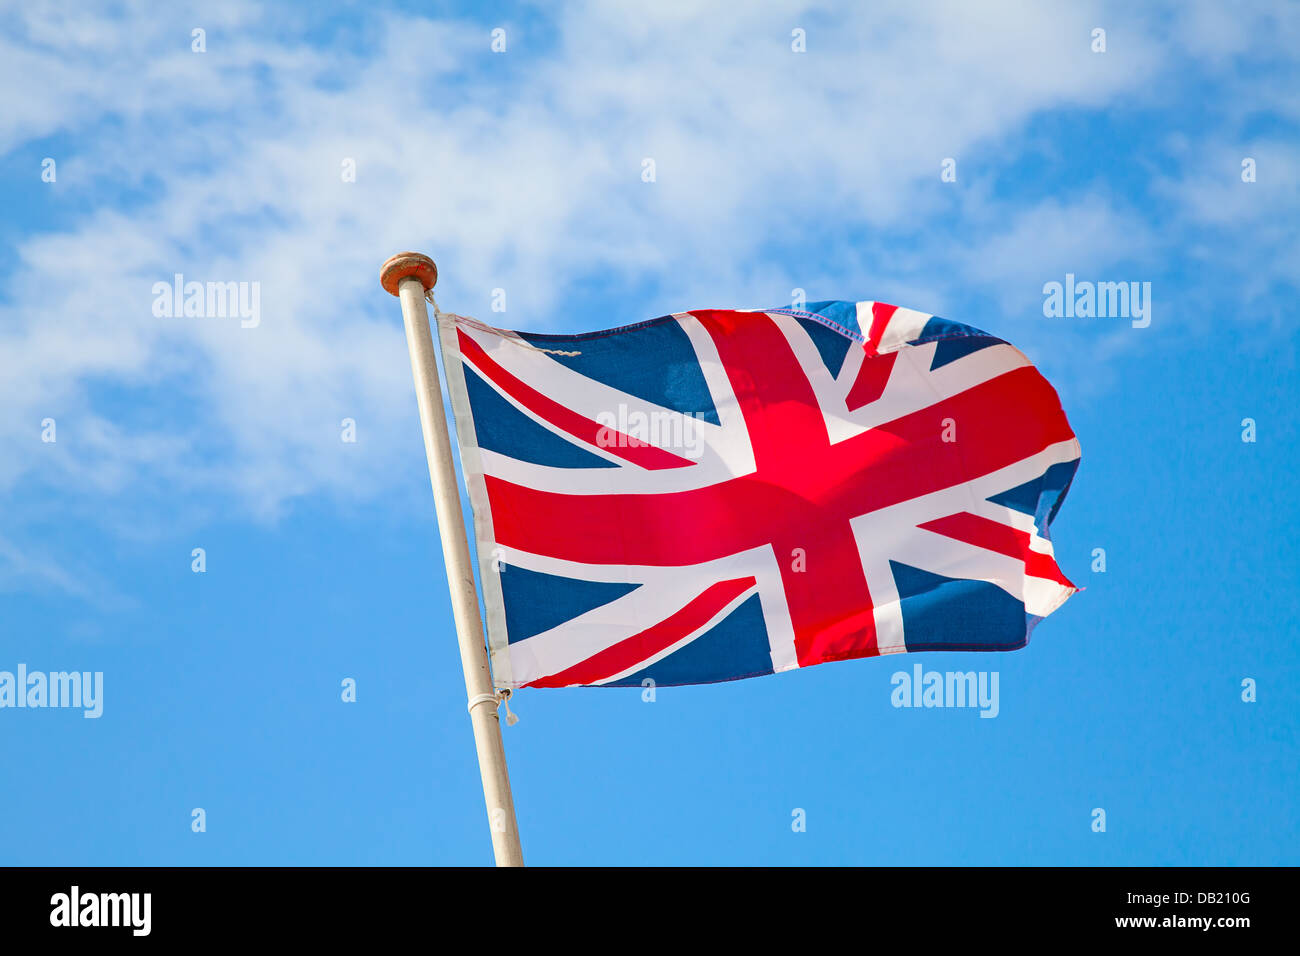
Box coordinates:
[466,689,520,726]
[426,289,580,357]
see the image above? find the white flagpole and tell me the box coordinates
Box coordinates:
[381,251,524,867]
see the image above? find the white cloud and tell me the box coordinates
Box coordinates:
[0,0,1289,536]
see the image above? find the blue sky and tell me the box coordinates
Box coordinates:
[0,0,1297,865]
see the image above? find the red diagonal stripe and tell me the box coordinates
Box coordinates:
[867,302,898,353]
[918,511,1076,588]
[525,576,756,687]
[845,350,897,411]
[458,329,696,471]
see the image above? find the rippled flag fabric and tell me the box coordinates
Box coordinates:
[439,301,1080,689]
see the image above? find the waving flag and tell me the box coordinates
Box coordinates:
[439,301,1080,689]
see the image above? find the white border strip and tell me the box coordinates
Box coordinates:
[436,314,514,689]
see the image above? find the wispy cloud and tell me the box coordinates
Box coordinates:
[0,531,134,611]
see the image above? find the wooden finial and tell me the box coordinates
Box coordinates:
[380,252,438,296]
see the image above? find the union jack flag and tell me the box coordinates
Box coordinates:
[439,300,1080,689]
